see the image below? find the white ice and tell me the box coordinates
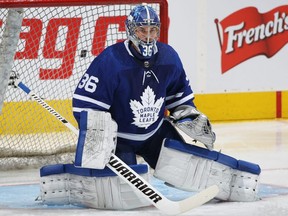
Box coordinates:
[1,120,288,216]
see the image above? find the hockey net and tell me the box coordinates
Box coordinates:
[0,0,168,170]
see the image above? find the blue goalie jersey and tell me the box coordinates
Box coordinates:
[73,40,195,144]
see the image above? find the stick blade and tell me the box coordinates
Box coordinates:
[178,185,219,212]
[160,185,219,215]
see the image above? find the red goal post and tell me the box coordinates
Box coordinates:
[0,0,169,169]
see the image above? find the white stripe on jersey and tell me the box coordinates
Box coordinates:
[73,93,110,110]
[117,119,163,141]
[166,92,184,101]
[165,93,195,110]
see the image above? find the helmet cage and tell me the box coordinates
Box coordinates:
[125,5,161,57]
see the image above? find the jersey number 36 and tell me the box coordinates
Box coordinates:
[78,74,99,93]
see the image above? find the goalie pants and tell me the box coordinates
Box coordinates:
[116,119,183,169]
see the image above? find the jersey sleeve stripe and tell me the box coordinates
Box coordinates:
[165,93,195,110]
[166,92,184,101]
[73,93,111,110]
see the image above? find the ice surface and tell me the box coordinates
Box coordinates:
[1,120,288,216]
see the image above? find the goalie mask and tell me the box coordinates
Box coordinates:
[125,4,160,58]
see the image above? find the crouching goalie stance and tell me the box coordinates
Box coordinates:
[39,4,261,210]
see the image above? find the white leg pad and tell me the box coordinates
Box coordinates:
[40,173,70,205]
[75,110,118,169]
[39,164,150,210]
[154,139,261,202]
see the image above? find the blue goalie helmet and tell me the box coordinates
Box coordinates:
[125,4,161,58]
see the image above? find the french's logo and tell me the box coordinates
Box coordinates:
[215,5,288,73]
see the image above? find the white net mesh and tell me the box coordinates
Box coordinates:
[0,0,166,170]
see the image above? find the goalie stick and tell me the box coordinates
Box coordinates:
[13,78,219,215]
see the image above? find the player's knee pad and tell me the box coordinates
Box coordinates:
[39,163,150,210]
[154,139,261,202]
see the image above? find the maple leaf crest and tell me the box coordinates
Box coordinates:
[130,86,164,129]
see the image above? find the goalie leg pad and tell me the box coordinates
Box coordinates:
[75,110,118,169]
[154,139,261,202]
[39,163,150,210]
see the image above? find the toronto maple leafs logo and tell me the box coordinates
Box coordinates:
[130,86,164,129]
